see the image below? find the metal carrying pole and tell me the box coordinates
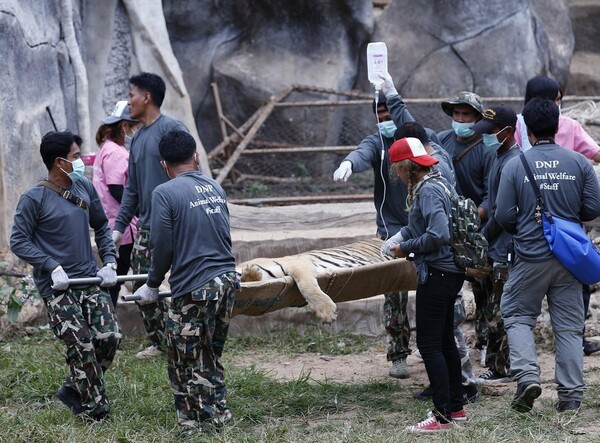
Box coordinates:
[68,274,149,286]
[67,274,171,302]
[122,291,171,302]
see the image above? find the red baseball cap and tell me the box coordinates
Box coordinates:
[389,137,439,167]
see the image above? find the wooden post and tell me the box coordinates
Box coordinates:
[215,87,294,184]
[211,82,229,143]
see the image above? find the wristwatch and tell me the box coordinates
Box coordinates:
[106,262,118,270]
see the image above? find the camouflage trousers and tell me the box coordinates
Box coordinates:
[166,272,239,427]
[131,227,168,349]
[470,275,495,349]
[453,296,477,385]
[45,287,121,417]
[484,262,510,376]
[384,291,411,361]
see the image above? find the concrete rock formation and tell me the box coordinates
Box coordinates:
[0,0,594,258]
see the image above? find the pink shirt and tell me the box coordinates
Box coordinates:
[516,114,600,159]
[92,140,138,245]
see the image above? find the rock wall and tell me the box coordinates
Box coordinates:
[1,0,596,260]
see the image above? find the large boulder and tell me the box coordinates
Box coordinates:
[164,0,373,150]
[368,0,572,97]
[567,0,600,94]
[0,1,77,257]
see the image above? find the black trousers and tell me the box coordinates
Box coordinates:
[416,266,465,422]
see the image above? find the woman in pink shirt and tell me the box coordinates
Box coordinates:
[93,101,140,306]
[515,75,600,162]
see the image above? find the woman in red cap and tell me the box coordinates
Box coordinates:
[387,137,466,434]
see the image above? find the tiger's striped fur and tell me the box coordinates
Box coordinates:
[238,238,394,324]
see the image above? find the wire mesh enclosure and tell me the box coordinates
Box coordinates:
[209,85,600,206]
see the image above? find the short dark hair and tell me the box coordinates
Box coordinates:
[130,72,166,107]
[40,131,79,170]
[394,122,428,144]
[372,91,388,114]
[524,76,562,105]
[522,98,559,139]
[159,130,196,165]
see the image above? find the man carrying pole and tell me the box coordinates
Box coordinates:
[132,129,239,435]
[10,130,121,420]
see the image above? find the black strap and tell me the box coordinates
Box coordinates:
[39,180,89,210]
[453,136,483,164]
[519,153,552,223]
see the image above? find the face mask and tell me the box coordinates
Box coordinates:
[452,121,475,138]
[377,120,397,138]
[482,127,508,152]
[124,134,133,150]
[60,158,85,183]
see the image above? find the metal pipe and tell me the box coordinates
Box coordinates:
[121,291,171,302]
[68,274,148,286]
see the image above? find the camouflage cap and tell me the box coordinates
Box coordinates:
[441,91,484,117]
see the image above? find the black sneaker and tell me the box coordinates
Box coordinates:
[56,386,84,415]
[511,382,542,413]
[556,400,581,413]
[413,385,433,401]
[477,368,511,384]
[583,341,600,356]
[463,384,479,403]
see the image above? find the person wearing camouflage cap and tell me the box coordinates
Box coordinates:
[437,92,496,364]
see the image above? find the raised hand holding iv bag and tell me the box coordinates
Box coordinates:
[367,42,388,91]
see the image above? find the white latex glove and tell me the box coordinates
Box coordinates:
[112,230,123,249]
[51,265,70,291]
[378,73,398,98]
[134,283,159,305]
[333,161,353,182]
[381,231,404,257]
[97,264,118,287]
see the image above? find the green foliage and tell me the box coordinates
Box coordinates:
[242,181,269,198]
[226,328,376,356]
[294,163,310,178]
[0,330,597,442]
[0,262,39,324]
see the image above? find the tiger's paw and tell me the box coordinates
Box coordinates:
[311,297,338,324]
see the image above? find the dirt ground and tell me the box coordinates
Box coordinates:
[236,338,600,404]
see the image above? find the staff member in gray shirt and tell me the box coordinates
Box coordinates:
[133,130,238,435]
[112,72,189,359]
[10,131,121,420]
[496,98,600,414]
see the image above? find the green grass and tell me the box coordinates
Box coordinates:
[0,328,599,442]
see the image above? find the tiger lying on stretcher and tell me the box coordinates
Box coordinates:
[237,238,417,324]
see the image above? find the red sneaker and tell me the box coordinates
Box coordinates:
[427,409,467,422]
[406,415,455,433]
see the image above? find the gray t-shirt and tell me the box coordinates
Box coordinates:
[147,171,236,297]
[481,145,521,262]
[430,142,456,188]
[437,129,495,214]
[496,142,600,262]
[344,132,408,238]
[114,114,188,232]
[10,177,116,298]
